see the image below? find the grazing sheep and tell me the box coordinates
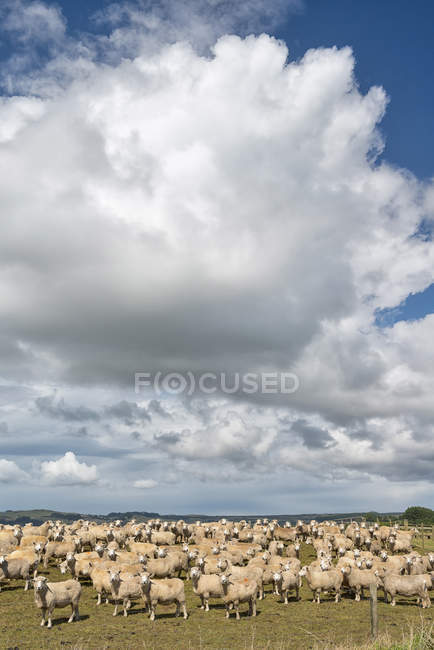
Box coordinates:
[273,569,301,603]
[33,575,81,628]
[341,566,381,601]
[220,574,257,619]
[190,567,224,611]
[379,552,407,575]
[107,549,139,564]
[140,572,188,620]
[376,572,431,607]
[107,569,142,616]
[268,541,284,556]
[273,527,297,542]
[61,553,97,580]
[0,555,31,591]
[216,558,265,600]
[89,564,135,606]
[23,522,51,538]
[299,565,343,604]
[285,543,301,559]
[146,530,176,546]
[388,536,413,554]
[127,541,157,558]
[43,540,81,567]
[141,556,176,579]
[19,535,48,549]
[7,548,39,577]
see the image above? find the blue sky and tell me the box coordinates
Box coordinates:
[0,0,433,514]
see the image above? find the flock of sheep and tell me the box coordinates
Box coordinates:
[0,517,433,628]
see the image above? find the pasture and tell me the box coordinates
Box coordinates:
[0,531,432,649]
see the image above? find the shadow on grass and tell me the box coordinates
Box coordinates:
[42,614,90,627]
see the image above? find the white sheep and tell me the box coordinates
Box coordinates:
[273,569,301,603]
[220,574,257,619]
[140,572,188,620]
[190,566,224,611]
[33,575,81,628]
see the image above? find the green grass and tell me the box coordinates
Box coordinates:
[1,541,433,649]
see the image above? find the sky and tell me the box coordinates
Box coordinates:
[0,0,433,516]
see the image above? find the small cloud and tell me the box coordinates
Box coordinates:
[1,0,66,44]
[0,458,29,483]
[133,479,158,489]
[36,395,100,422]
[104,400,151,425]
[148,399,171,418]
[40,451,99,486]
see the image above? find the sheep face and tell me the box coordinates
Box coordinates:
[35,576,48,591]
[108,570,121,584]
[273,572,282,583]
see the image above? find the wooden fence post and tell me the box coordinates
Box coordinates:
[370,583,378,639]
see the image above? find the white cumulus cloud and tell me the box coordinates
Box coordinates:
[40,451,99,486]
[0,458,29,483]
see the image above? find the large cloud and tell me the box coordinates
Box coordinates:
[0,1,433,511]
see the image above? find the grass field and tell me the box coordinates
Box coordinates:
[1,537,433,649]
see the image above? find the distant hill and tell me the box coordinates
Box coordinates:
[0,509,403,526]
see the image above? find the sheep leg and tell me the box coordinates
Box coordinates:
[24,578,29,591]
[225,604,230,618]
[390,596,396,606]
[182,603,188,619]
[355,587,360,602]
[150,605,156,621]
[175,601,180,617]
[335,590,340,603]
[235,601,240,620]
[113,601,118,616]
[199,595,205,610]
[47,608,53,629]
[97,592,101,605]
[251,598,256,617]
[40,609,47,626]
[123,598,129,617]
[284,590,288,605]
[68,604,75,623]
